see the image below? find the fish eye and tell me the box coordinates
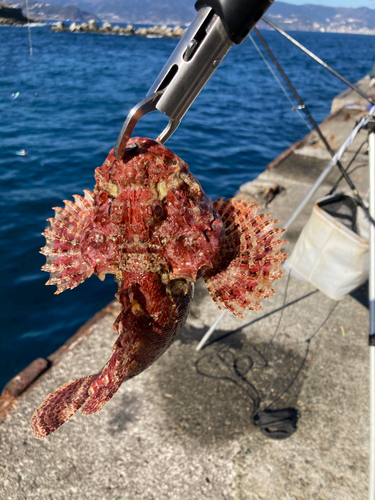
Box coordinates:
[152,202,164,220]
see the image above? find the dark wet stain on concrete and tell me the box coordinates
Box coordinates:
[106,393,142,436]
[157,324,308,445]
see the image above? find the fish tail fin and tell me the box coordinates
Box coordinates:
[79,310,134,417]
[202,198,287,319]
[31,374,96,439]
[41,190,95,294]
[79,377,122,416]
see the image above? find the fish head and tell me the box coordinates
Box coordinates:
[94,138,224,282]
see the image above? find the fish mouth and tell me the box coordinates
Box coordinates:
[167,278,191,297]
[170,273,195,283]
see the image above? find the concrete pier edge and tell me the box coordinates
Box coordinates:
[0,301,119,423]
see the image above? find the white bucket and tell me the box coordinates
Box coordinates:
[287,194,370,301]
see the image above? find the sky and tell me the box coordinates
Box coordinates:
[284,0,375,8]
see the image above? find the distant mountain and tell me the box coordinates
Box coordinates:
[5,0,99,22]
[36,0,196,24]
[261,2,375,34]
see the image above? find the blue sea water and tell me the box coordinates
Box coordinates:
[1,25,374,389]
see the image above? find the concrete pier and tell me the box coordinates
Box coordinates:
[0,79,372,499]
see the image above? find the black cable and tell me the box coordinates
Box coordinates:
[258,270,291,411]
[329,139,368,195]
[195,345,262,412]
[195,275,339,440]
[346,163,368,177]
[253,277,337,440]
[263,301,338,411]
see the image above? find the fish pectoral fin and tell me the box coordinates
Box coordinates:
[201,198,287,319]
[41,191,96,294]
[31,374,96,438]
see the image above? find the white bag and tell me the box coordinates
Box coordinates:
[287,194,370,301]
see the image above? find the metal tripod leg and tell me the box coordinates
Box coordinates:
[368,131,375,500]
[196,310,227,351]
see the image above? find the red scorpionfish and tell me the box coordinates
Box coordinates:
[31,138,287,438]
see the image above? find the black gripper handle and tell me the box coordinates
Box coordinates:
[195,0,275,44]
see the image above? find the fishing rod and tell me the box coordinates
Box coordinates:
[253,27,375,227]
[262,16,375,107]
[253,26,331,151]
